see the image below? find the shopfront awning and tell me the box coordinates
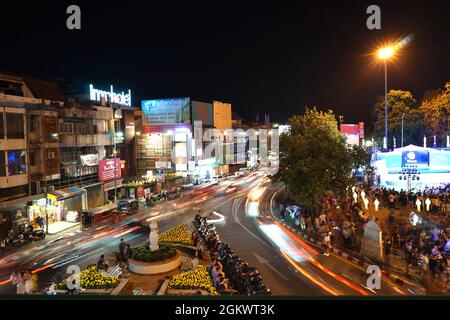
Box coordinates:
[47,187,86,201]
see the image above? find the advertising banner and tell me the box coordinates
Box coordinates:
[340,124,360,146]
[98,158,121,182]
[81,154,99,166]
[141,98,190,126]
[402,150,430,167]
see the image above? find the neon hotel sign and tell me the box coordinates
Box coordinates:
[89,84,131,107]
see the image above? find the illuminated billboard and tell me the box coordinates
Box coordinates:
[340,124,363,146]
[401,150,429,167]
[141,98,191,126]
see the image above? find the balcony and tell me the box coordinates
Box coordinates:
[60,133,113,147]
[0,174,28,189]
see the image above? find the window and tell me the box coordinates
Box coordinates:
[8,150,26,175]
[6,113,24,139]
[0,113,4,139]
[30,115,38,133]
[0,151,5,176]
[29,150,37,166]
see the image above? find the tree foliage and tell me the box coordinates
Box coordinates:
[420,82,450,145]
[372,90,425,148]
[277,107,366,212]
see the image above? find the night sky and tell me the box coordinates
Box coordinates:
[1,1,450,128]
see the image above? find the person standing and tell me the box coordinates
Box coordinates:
[23,270,32,294]
[432,228,440,245]
[13,272,25,295]
[323,232,331,256]
[119,239,127,262]
[404,240,413,274]
[384,238,392,265]
[419,230,427,249]
[0,237,5,254]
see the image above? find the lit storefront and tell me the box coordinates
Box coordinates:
[46,187,87,234]
[28,198,47,230]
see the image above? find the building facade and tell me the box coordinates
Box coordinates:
[0,73,138,236]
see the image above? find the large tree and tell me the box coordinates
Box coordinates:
[420,82,450,146]
[373,90,425,148]
[277,107,363,213]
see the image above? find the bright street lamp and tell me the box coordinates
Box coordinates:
[377,46,395,60]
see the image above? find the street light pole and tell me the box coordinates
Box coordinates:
[114,133,117,206]
[384,60,388,150]
[112,114,118,207]
[401,113,404,148]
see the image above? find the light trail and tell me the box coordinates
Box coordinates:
[280,249,340,296]
[113,226,141,238]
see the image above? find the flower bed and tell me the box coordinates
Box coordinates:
[131,244,177,262]
[57,266,119,290]
[159,224,194,246]
[168,266,218,295]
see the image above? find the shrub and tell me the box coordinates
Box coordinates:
[131,244,177,262]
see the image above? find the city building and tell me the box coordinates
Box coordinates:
[0,73,138,236]
[137,98,233,182]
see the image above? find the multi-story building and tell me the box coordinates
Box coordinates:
[0,72,65,237]
[136,98,233,182]
[0,73,138,236]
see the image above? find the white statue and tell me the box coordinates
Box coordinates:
[149,222,159,252]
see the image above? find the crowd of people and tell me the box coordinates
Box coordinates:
[193,214,271,295]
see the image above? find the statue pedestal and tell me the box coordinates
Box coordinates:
[360,220,384,263]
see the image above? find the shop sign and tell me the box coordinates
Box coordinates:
[98,158,121,182]
[81,154,99,166]
[89,84,131,107]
